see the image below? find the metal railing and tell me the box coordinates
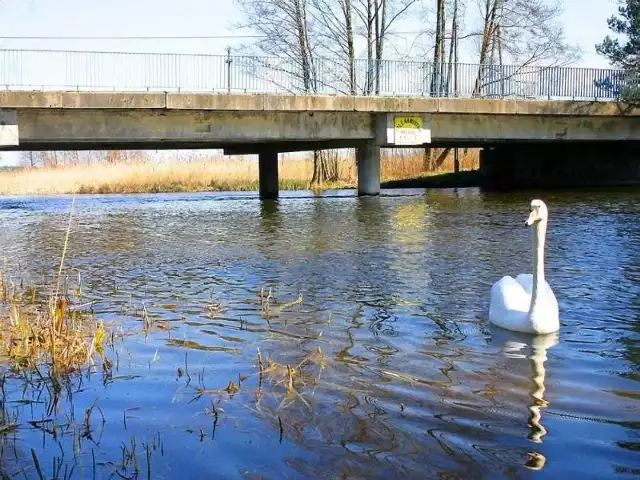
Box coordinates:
[0,48,629,101]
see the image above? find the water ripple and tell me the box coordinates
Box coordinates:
[0,188,638,478]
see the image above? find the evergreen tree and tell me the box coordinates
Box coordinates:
[596,0,640,102]
[596,0,640,69]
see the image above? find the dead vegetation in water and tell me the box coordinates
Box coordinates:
[0,288,106,373]
[0,195,110,375]
[259,286,303,320]
[190,346,327,404]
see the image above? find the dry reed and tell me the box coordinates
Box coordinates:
[0,148,479,196]
[0,195,106,373]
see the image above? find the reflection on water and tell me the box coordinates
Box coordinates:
[0,187,638,479]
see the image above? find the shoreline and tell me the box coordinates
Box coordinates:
[0,151,480,196]
[0,171,483,197]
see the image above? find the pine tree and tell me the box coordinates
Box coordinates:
[596,0,640,69]
[596,0,640,102]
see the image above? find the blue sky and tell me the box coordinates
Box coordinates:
[0,0,623,166]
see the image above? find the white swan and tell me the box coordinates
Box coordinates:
[489,199,560,334]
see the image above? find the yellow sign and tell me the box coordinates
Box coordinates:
[392,114,428,145]
[393,115,423,130]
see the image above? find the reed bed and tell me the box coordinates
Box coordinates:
[0,148,479,195]
[0,196,106,373]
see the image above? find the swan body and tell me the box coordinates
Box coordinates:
[489,199,560,334]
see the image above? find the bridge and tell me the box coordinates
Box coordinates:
[0,49,639,197]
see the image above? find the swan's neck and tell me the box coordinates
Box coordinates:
[529,219,547,314]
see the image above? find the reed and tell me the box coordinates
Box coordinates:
[0,196,106,373]
[0,148,479,195]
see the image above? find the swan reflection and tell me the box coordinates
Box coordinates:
[490,324,559,470]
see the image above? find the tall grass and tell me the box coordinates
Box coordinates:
[0,148,479,195]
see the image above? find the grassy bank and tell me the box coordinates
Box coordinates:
[0,148,479,195]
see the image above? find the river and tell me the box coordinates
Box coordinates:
[0,187,638,479]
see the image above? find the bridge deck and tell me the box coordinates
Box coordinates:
[0,91,638,116]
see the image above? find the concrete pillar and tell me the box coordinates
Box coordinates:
[356,141,381,196]
[258,150,279,199]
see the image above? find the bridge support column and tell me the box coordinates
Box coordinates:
[258,150,279,199]
[357,141,381,196]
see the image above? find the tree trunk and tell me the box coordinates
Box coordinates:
[294,0,313,92]
[432,0,445,95]
[374,0,387,94]
[343,0,356,94]
[474,0,500,96]
[445,0,458,96]
[366,0,375,94]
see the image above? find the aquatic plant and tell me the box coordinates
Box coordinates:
[0,195,107,374]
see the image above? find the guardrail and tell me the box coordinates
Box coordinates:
[0,48,628,101]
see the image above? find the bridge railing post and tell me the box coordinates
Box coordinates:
[225,47,233,94]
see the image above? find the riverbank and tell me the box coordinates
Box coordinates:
[0,149,479,195]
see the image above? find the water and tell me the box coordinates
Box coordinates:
[0,187,638,479]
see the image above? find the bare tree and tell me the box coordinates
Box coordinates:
[471,0,580,96]
[234,0,340,184]
[354,0,420,94]
[310,0,357,93]
[20,151,37,168]
[445,0,459,95]
[233,0,318,92]
[431,0,446,94]
[233,0,422,183]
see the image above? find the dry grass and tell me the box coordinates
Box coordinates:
[0,287,106,372]
[0,148,479,195]
[0,196,106,373]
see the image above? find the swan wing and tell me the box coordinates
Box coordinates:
[489,275,533,332]
[515,273,533,294]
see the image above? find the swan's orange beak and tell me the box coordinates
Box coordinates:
[525,209,539,226]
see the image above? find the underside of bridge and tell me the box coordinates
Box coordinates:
[478,141,640,190]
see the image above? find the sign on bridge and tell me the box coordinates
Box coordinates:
[0,110,18,147]
[387,114,431,146]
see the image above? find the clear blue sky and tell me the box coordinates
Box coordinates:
[0,0,623,166]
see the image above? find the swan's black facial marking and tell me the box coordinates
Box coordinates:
[526,200,547,226]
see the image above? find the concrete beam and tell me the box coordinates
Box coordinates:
[380,113,640,145]
[12,109,374,148]
[0,94,638,152]
[145,93,640,116]
[0,91,638,116]
[0,91,167,109]
[223,139,363,155]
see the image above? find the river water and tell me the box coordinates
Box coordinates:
[0,187,638,479]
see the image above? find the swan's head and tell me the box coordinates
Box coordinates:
[525,199,548,227]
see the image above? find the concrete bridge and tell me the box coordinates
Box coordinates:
[0,49,638,197]
[0,90,639,197]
